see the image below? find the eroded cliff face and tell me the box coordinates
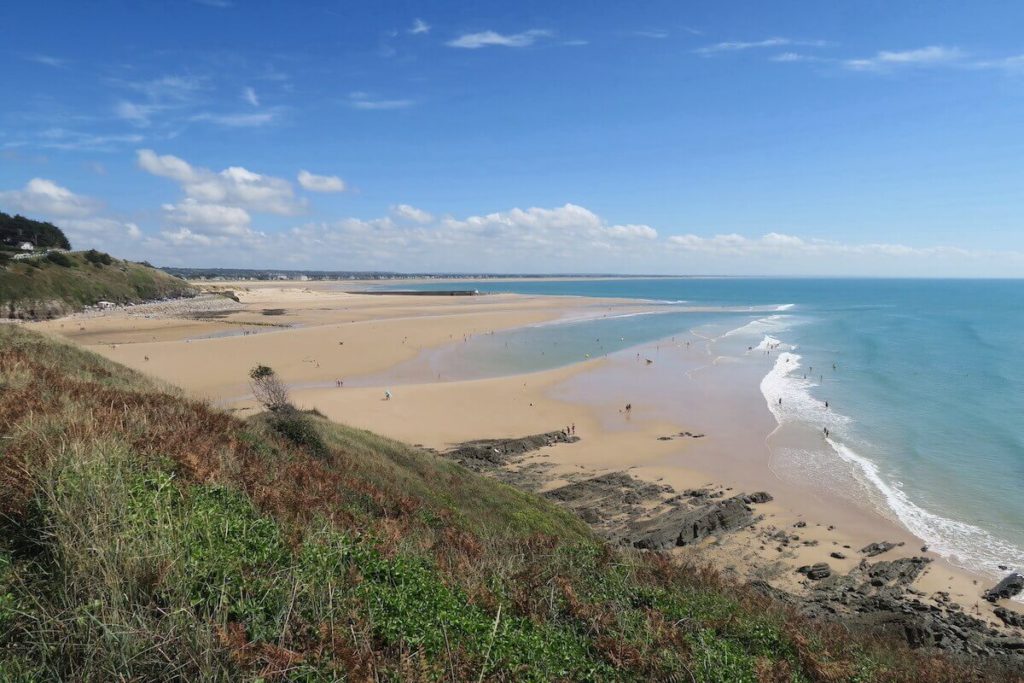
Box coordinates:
[1,299,74,320]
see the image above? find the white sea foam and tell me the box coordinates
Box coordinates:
[760,345,1024,581]
[775,303,795,311]
[760,350,846,427]
[722,314,792,340]
[828,439,1024,580]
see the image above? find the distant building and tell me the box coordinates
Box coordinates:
[18,242,33,251]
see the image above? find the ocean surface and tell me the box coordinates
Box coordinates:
[384,278,1024,578]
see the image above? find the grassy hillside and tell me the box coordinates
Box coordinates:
[0,250,195,319]
[0,326,999,681]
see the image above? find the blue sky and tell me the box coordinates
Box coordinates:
[3,1,1024,275]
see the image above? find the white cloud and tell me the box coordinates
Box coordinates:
[695,37,829,55]
[665,231,971,259]
[0,179,144,250]
[843,46,963,71]
[348,92,414,110]
[243,86,259,106]
[0,178,100,218]
[409,18,430,35]
[137,149,303,215]
[391,204,432,223]
[62,217,143,243]
[162,198,252,236]
[298,170,346,193]
[446,29,552,49]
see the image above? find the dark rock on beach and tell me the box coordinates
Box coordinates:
[446,431,578,471]
[860,541,901,557]
[741,491,773,504]
[995,607,1024,629]
[797,562,832,580]
[984,573,1024,603]
[632,495,757,550]
[443,430,1024,668]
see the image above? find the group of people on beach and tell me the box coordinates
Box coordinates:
[562,423,576,437]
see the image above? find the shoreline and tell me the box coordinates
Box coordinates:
[29,280,1023,632]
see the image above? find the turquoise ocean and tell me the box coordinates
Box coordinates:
[385,278,1024,578]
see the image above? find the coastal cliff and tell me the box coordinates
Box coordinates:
[1,325,1020,681]
[0,250,195,319]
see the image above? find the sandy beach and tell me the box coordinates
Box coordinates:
[31,280,1021,627]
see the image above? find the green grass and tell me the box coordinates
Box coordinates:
[0,325,1001,681]
[0,250,195,318]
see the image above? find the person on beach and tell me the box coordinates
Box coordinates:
[825,400,829,409]
[824,427,829,438]
[571,423,576,435]
[778,397,782,406]
[384,389,392,401]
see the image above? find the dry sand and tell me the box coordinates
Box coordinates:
[30,280,1021,626]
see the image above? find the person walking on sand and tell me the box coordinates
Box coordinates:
[384,389,392,401]
[824,427,829,438]
[778,397,782,406]
[571,423,575,436]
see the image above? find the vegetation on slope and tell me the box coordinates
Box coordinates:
[0,326,1005,681]
[0,250,195,318]
[0,211,71,251]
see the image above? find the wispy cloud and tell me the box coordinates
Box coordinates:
[634,30,668,39]
[843,46,963,71]
[770,52,824,63]
[695,37,830,55]
[115,101,160,127]
[348,92,413,110]
[120,75,203,101]
[190,111,278,127]
[243,86,259,107]
[23,54,67,68]
[6,128,145,152]
[409,18,430,35]
[446,29,552,49]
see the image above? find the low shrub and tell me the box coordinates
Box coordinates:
[83,249,113,266]
[44,251,73,267]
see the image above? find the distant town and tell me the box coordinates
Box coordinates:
[159,267,668,281]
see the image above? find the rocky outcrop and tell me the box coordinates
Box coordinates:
[741,491,773,504]
[631,495,759,550]
[797,562,832,580]
[984,573,1024,602]
[446,431,578,471]
[443,431,1024,667]
[995,607,1024,629]
[860,541,901,557]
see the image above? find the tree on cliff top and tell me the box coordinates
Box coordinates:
[0,211,71,250]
